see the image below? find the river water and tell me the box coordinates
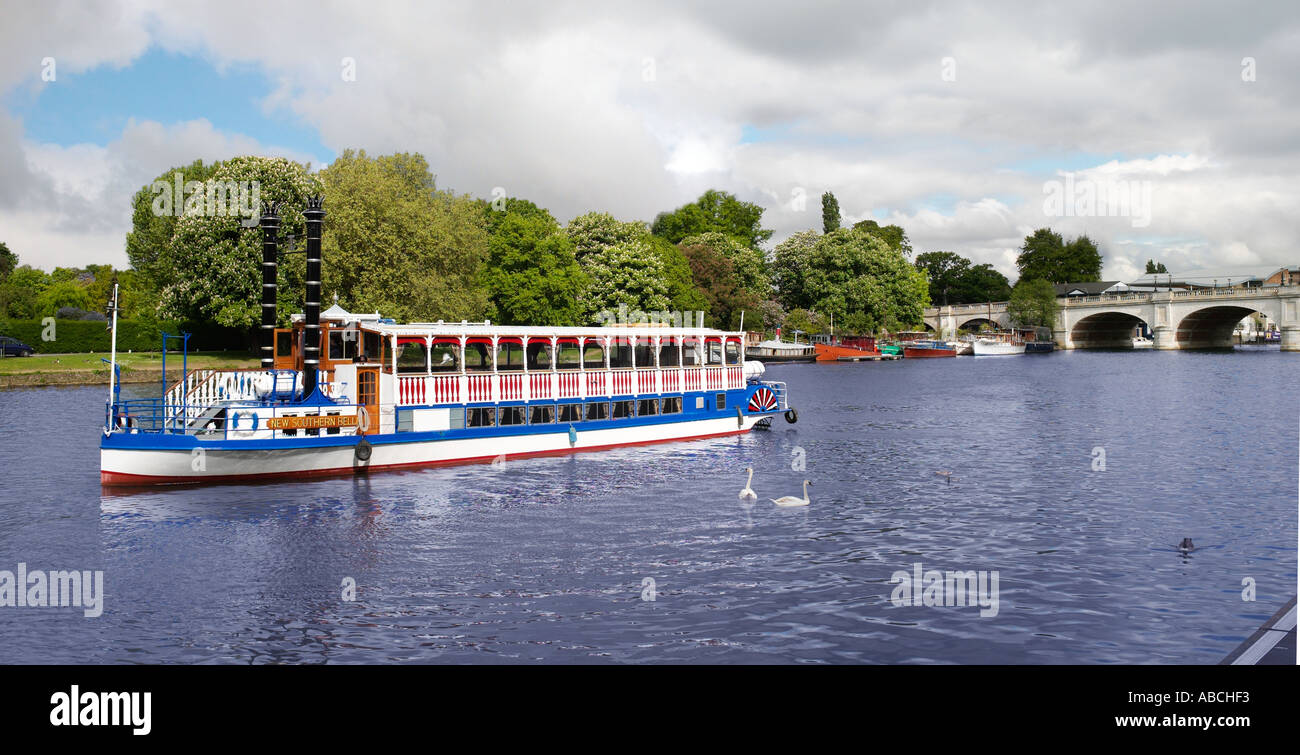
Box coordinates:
[0,348,1295,664]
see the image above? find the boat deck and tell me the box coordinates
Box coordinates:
[1220,596,1297,665]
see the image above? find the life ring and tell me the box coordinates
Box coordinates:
[356,406,371,434]
[355,437,373,462]
[784,408,798,424]
[230,410,260,437]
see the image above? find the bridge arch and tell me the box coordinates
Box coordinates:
[1175,304,1271,349]
[1070,311,1150,349]
[956,316,1006,332]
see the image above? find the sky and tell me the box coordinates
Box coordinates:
[2,0,1297,284]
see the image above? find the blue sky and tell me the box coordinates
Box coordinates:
[7,49,330,160]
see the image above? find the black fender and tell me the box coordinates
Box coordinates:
[784,408,798,424]
[355,437,373,462]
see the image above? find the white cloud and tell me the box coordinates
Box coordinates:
[2,0,1298,283]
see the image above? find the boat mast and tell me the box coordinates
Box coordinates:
[107,282,119,411]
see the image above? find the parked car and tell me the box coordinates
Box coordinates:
[0,335,36,357]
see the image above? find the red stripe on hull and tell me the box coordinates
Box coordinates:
[101,426,755,488]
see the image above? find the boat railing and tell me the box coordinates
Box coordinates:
[109,394,362,440]
[762,380,789,410]
[153,368,338,430]
[394,365,745,407]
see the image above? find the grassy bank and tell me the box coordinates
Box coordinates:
[0,351,258,389]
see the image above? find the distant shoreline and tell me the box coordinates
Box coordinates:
[0,368,189,389]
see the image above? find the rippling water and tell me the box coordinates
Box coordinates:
[0,348,1295,664]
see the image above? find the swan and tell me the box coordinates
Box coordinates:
[739,467,757,500]
[772,480,812,507]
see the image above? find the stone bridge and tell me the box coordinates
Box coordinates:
[923,286,1300,350]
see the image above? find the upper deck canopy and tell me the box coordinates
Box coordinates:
[358,321,744,340]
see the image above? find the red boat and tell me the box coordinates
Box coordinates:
[814,335,881,362]
[902,339,956,358]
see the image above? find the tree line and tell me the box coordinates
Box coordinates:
[0,150,1122,340]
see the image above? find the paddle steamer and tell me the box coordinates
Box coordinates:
[99,199,794,486]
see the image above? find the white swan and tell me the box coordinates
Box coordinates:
[739,467,757,500]
[772,480,812,507]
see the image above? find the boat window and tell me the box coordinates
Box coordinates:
[558,403,582,423]
[529,405,556,424]
[396,341,427,374]
[328,329,359,361]
[527,341,554,371]
[706,339,724,365]
[464,340,493,372]
[724,340,741,365]
[582,341,605,370]
[658,339,680,367]
[634,337,655,368]
[609,338,633,369]
[637,398,659,416]
[556,341,581,370]
[612,400,634,419]
[497,340,525,372]
[585,401,608,421]
[682,338,701,367]
[715,393,726,410]
[466,407,496,427]
[430,342,460,373]
[362,331,382,361]
[661,396,682,414]
[276,330,293,357]
[499,406,526,426]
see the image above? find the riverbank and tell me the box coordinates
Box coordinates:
[0,351,257,389]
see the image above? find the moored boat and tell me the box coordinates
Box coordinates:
[99,199,796,486]
[972,330,1027,356]
[902,339,956,358]
[747,338,818,363]
[1131,336,1153,349]
[814,335,881,361]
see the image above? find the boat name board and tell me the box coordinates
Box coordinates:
[266,414,360,430]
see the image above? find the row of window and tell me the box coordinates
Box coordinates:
[450,394,727,430]
[393,340,743,374]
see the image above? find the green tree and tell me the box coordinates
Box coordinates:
[156,156,321,328]
[1145,259,1168,274]
[1007,278,1060,329]
[650,189,772,249]
[567,212,669,320]
[484,209,586,326]
[953,263,1012,303]
[126,159,221,301]
[770,229,820,311]
[782,308,828,337]
[852,219,913,258]
[321,150,491,323]
[821,191,840,234]
[915,251,970,305]
[681,239,759,330]
[36,280,92,315]
[802,227,930,332]
[1016,228,1103,283]
[0,241,16,281]
[0,265,50,319]
[647,236,708,315]
[679,232,771,300]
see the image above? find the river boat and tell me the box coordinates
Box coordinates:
[99,199,795,486]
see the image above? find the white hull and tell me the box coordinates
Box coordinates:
[972,340,1026,356]
[101,414,771,485]
[1131,338,1153,349]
